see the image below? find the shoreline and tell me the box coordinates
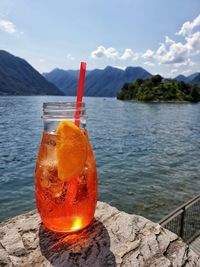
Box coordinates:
[118,99,199,104]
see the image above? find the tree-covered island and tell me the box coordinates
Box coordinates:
[117,75,200,102]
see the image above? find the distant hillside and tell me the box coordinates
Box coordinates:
[175,75,188,83]
[44,66,152,97]
[191,73,200,85]
[117,75,200,102]
[175,72,199,83]
[188,72,200,83]
[43,68,79,95]
[0,50,63,96]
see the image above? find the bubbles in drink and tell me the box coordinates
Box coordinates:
[39,160,65,199]
[44,132,57,162]
[76,173,88,202]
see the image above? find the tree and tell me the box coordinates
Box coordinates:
[136,78,143,86]
[151,75,163,85]
[116,75,200,102]
[191,86,200,102]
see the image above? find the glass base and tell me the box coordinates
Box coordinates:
[41,218,94,233]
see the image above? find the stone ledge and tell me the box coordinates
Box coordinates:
[0,201,199,267]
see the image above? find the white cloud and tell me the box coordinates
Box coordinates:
[91,15,200,72]
[156,42,189,64]
[105,47,119,59]
[177,14,200,37]
[132,53,139,61]
[142,49,154,59]
[154,23,200,66]
[0,19,16,34]
[91,46,119,59]
[165,36,175,44]
[114,65,126,70]
[138,14,200,70]
[170,69,178,74]
[182,69,192,75]
[67,53,75,60]
[185,31,200,54]
[91,46,139,61]
[144,61,155,66]
[39,58,45,63]
[173,58,195,68]
[91,46,105,58]
[120,48,134,60]
[156,43,166,56]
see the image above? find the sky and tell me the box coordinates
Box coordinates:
[0,0,200,77]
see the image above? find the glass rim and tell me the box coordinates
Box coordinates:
[42,101,86,120]
[43,101,86,108]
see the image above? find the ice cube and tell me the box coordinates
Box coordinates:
[44,132,56,147]
[43,133,57,162]
[40,160,65,198]
[76,173,88,202]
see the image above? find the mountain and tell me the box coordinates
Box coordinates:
[175,75,187,82]
[43,68,79,95]
[84,66,125,97]
[175,72,199,83]
[44,66,152,97]
[188,72,200,83]
[191,73,200,85]
[0,50,63,96]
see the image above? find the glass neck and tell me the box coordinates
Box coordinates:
[42,102,86,132]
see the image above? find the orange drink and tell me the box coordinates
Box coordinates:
[35,102,98,232]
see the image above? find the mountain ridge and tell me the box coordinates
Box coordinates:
[44,66,152,97]
[1,49,199,97]
[0,50,64,96]
[191,73,200,85]
[175,72,199,83]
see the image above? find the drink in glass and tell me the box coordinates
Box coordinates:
[35,102,98,232]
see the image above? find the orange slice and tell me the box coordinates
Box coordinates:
[56,120,87,181]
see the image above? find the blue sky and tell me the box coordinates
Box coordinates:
[0,0,200,77]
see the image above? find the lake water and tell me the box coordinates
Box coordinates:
[0,96,200,222]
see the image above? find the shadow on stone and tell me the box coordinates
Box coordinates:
[39,219,116,267]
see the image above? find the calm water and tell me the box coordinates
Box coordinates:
[0,96,200,222]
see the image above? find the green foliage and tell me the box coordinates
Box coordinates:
[117,75,200,102]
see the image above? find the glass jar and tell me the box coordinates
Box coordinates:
[35,102,98,233]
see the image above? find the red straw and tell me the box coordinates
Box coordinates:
[75,62,86,126]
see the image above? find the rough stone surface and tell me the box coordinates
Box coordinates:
[0,201,199,267]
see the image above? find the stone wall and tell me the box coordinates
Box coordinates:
[0,202,199,266]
